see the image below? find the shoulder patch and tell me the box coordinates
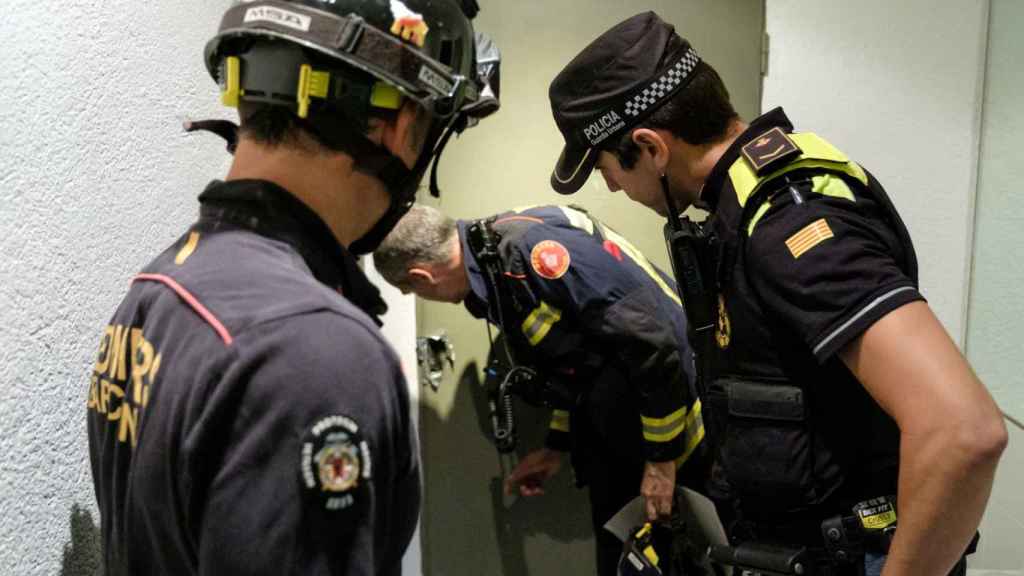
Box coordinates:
[741,126,801,174]
[530,240,571,280]
[785,218,834,259]
[301,414,371,513]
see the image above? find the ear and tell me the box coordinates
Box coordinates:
[407,266,437,288]
[631,128,671,175]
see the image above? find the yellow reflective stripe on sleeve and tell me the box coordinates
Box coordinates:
[596,224,681,306]
[642,406,687,443]
[641,406,687,428]
[521,301,562,346]
[675,400,705,468]
[549,409,570,433]
[557,206,595,235]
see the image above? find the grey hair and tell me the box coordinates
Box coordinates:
[373,204,458,288]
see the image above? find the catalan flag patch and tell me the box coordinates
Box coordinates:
[785,218,834,258]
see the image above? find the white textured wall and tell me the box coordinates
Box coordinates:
[762,0,989,344]
[0,3,426,574]
[0,1,237,574]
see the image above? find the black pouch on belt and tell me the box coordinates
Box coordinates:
[708,378,816,508]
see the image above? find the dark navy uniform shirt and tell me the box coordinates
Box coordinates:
[701,108,919,528]
[457,205,703,465]
[87,180,419,575]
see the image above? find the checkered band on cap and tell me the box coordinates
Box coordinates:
[623,47,700,117]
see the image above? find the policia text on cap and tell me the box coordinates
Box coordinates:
[547,11,1007,576]
[86,0,499,573]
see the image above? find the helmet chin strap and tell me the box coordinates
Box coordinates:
[184,111,460,256]
[348,116,454,255]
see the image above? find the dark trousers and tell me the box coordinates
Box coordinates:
[580,366,645,576]
[577,366,710,576]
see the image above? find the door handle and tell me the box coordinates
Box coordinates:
[416,331,455,392]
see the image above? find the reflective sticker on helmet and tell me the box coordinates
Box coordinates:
[243,5,312,32]
[389,0,430,47]
[418,65,454,96]
[530,240,571,280]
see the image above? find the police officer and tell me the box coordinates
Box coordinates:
[373,204,706,575]
[545,12,1006,576]
[86,1,498,573]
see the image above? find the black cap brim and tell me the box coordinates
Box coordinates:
[550,144,598,195]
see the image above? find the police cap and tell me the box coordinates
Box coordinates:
[548,12,702,194]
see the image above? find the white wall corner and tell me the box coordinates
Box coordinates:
[960,0,992,350]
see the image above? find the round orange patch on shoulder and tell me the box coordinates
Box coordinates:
[530,240,571,280]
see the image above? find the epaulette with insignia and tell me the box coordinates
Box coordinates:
[740,126,801,174]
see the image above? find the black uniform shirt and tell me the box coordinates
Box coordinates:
[701,108,921,519]
[87,180,419,575]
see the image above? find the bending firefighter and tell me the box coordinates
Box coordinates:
[374,204,706,576]
[87,0,498,574]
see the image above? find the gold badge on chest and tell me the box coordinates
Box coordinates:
[716,294,731,350]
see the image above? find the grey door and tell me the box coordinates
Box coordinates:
[416,2,765,574]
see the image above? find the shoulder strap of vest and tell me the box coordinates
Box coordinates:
[729,132,869,208]
[727,133,871,239]
[465,218,525,356]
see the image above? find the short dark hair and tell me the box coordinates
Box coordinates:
[238,100,430,157]
[607,61,738,170]
[238,103,314,148]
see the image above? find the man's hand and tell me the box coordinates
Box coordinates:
[504,448,563,497]
[641,460,676,521]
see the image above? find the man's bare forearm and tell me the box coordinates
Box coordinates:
[881,425,1003,576]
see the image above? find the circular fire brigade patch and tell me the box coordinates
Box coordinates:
[300,414,371,512]
[530,240,571,280]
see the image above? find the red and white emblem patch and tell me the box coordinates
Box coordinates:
[317,443,361,493]
[530,240,571,280]
[301,414,371,512]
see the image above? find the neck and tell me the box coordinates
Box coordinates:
[226,136,390,249]
[449,233,471,301]
[667,118,748,208]
[705,119,749,171]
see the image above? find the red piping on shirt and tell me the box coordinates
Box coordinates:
[493,216,544,226]
[133,273,234,346]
